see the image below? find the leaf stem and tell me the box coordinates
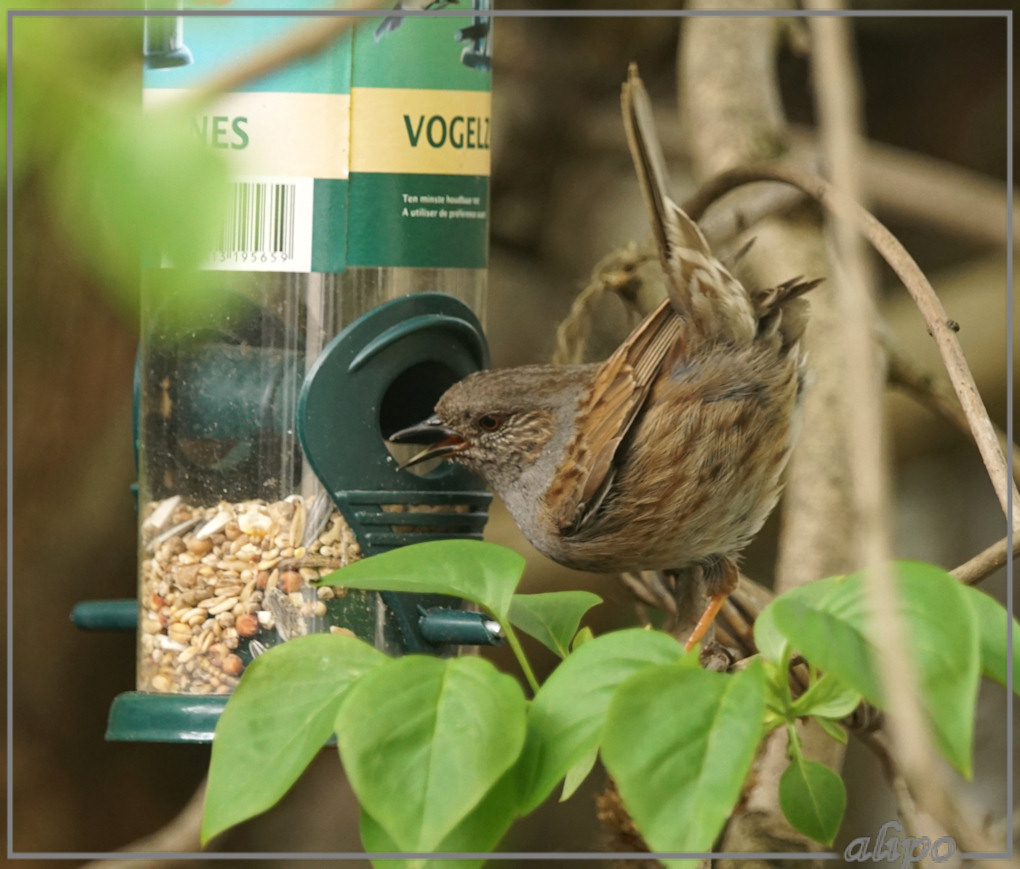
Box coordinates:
[501,622,541,695]
[786,723,804,763]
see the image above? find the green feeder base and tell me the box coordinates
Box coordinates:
[106,692,228,743]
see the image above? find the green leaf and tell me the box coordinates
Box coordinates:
[360,810,480,869]
[601,659,766,856]
[572,626,596,651]
[201,633,388,844]
[778,756,846,845]
[560,746,599,802]
[814,716,849,745]
[767,562,980,777]
[765,575,881,703]
[752,600,790,664]
[516,628,686,814]
[508,591,602,658]
[960,584,1020,690]
[336,655,527,852]
[359,761,521,867]
[791,673,862,721]
[320,540,524,620]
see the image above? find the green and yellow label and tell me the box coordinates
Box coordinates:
[350,88,491,177]
[144,1,491,273]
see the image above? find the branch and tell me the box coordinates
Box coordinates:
[684,161,1020,522]
[951,530,1020,586]
[578,107,1015,251]
[806,9,1010,856]
[854,732,1016,866]
[680,2,854,864]
[551,240,657,365]
[788,129,1017,251]
[806,0,944,826]
[81,780,208,869]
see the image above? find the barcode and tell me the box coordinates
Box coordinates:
[217,182,296,263]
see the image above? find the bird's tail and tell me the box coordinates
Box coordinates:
[621,64,757,348]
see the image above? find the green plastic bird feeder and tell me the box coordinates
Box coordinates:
[72,0,496,742]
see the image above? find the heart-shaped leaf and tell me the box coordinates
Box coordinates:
[359,762,521,867]
[791,673,862,721]
[753,600,791,664]
[516,628,687,814]
[960,584,1020,690]
[766,576,880,702]
[319,539,524,620]
[779,755,846,845]
[202,633,388,844]
[601,659,766,856]
[336,654,527,852]
[766,562,980,777]
[508,590,602,658]
[560,746,599,803]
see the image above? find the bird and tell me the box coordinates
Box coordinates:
[390,65,819,652]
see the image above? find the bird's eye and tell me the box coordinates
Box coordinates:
[478,413,504,432]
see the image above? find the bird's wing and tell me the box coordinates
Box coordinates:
[548,66,769,537]
[621,64,756,347]
[545,297,683,536]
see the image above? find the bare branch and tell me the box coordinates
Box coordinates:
[680,2,852,863]
[578,109,1014,251]
[788,129,1016,251]
[807,1,953,842]
[81,780,208,869]
[951,530,1020,586]
[551,241,656,365]
[855,732,1015,865]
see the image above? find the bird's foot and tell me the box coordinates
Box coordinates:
[682,557,739,652]
[683,590,730,652]
[699,641,735,672]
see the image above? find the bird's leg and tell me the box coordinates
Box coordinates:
[664,566,705,640]
[683,556,739,653]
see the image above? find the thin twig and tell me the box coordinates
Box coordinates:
[684,161,1019,521]
[580,106,1015,251]
[788,129,1017,251]
[855,731,1014,864]
[807,11,1010,859]
[551,241,655,365]
[81,780,208,868]
[808,0,942,818]
[951,530,1020,586]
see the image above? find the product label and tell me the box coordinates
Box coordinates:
[144,0,491,273]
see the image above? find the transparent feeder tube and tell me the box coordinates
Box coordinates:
[137,0,491,695]
[137,269,485,695]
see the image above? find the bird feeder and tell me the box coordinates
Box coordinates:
[72,0,495,741]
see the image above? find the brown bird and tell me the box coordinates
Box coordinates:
[391,66,818,651]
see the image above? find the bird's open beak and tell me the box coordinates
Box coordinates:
[388,416,468,470]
